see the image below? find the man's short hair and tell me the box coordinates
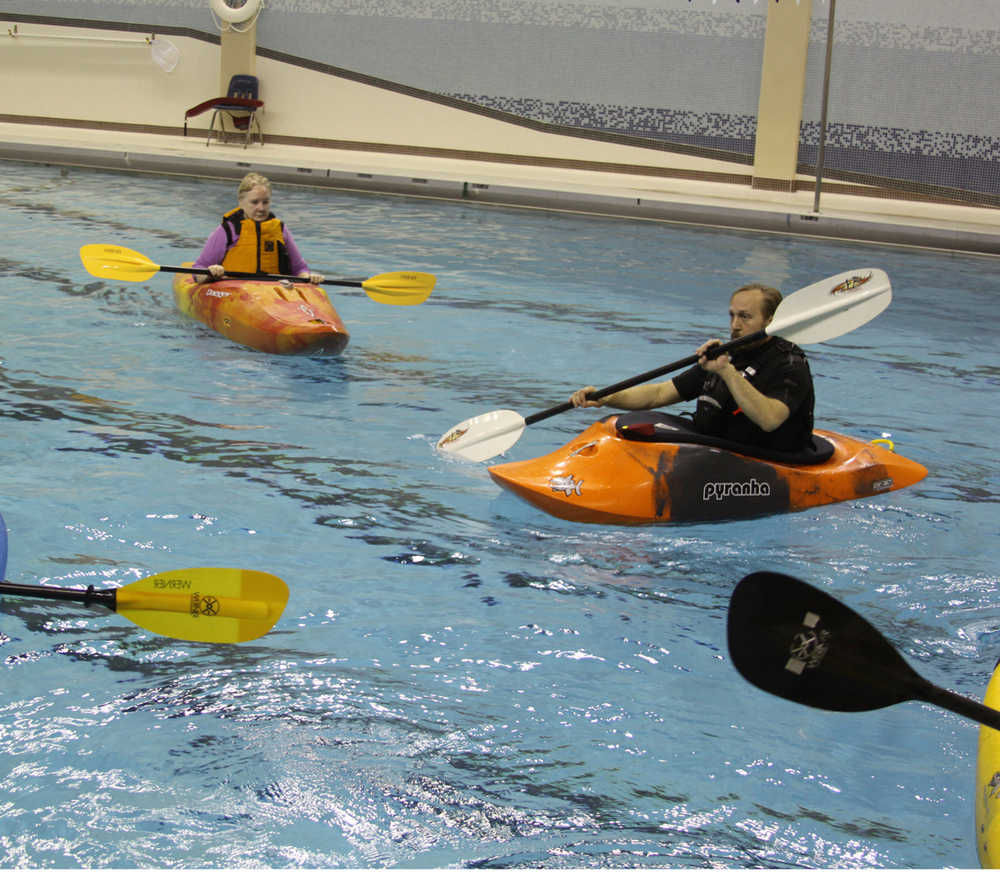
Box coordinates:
[732,283,782,320]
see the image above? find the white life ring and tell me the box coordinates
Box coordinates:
[210,0,262,24]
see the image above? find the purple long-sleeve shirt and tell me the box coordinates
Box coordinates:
[194,223,310,275]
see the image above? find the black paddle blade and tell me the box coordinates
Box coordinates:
[727,571,922,713]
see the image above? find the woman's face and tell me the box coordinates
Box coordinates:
[238,184,271,222]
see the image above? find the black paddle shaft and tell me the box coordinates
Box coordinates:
[524,330,766,427]
[0,581,117,612]
[915,678,1000,731]
[165,265,365,287]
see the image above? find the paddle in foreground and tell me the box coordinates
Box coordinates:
[436,268,891,462]
[727,571,1000,731]
[0,567,288,643]
[80,243,435,305]
[977,660,1000,868]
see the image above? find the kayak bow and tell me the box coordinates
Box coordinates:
[172,267,350,354]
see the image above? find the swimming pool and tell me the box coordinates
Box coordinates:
[0,158,997,869]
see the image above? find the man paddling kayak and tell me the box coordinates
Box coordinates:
[194,172,324,284]
[570,284,815,452]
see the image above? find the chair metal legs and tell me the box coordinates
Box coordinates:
[206,110,263,148]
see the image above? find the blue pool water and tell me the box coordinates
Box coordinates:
[0,158,998,869]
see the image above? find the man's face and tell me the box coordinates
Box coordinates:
[729,289,769,340]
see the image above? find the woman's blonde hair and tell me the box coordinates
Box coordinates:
[237,172,271,197]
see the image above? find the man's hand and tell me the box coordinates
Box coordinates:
[697,338,731,375]
[570,386,600,408]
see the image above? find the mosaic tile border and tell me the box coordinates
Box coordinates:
[460,95,1000,163]
[449,94,1000,196]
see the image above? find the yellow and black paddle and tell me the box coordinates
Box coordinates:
[80,243,435,306]
[0,567,288,644]
[728,571,1000,731]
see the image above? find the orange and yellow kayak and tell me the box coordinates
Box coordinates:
[172,268,349,355]
[488,413,927,524]
[977,661,1000,868]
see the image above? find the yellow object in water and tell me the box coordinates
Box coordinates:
[977,661,1000,868]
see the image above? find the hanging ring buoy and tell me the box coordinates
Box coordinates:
[210,0,262,24]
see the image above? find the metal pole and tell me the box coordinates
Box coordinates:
[813,0,836,214]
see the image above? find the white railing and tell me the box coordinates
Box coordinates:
[6,24,153,45]
[4,25,180,71]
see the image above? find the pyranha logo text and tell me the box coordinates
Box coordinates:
[703,478,771,501]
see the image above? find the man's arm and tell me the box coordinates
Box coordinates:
[698,339,790,432]
[571,379,683,411]
[712,364,790,431]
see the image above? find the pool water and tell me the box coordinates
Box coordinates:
[0,159,997,869]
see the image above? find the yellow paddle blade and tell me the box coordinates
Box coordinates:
[80,243,161,282]
[115,567,288,643]
[361,271,436,305]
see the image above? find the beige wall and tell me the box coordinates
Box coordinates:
[219,24,256,93]
[1,25,218,127]
[0,21,750,176]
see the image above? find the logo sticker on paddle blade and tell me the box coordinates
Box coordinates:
[438,427,467,447]
[830,272,873,294]
[785,610,832,675]
[190,592,220,617]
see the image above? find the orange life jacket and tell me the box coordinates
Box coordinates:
[220,208,289,274]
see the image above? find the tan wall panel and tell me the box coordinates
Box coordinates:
[0,22,748,176]
[753,0,812,185]
[0,26,218,125]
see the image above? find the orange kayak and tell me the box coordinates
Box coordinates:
[172,268,350,354]
[488,413,928,524]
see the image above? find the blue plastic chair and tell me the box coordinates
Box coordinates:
[185,75,263,147]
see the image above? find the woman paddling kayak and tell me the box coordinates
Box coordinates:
[194,172,324,285]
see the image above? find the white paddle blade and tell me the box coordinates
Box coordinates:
[768,268,891,346]
[436,409,527,462]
